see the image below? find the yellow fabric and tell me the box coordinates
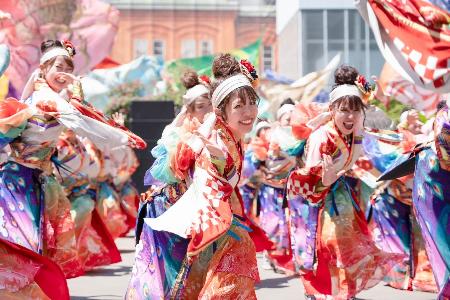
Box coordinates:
[0,75,8,101]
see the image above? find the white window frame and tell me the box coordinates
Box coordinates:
[133,38,148,58]
[301,9,383,77]
[181,39,196,58]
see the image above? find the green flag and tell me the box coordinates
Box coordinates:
[166,39,261,77]
[162,39,261,106]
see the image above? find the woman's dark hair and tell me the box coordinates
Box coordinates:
[437,100,447,113]
[40,39,75,69]
[280,98,295,108]
[330,65,367,112]
[181,69,209,113]
[255,118,269,137]
[210,53,259,119]
[181,69,200,90]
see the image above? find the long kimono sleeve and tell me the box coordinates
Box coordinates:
[0,98,35,148]
[145,122,196,185]
[68,95,146,149]
[31,87,129,151]
[145,134,236,256]
[287,128,331,206]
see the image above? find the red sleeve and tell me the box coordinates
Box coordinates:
[170,142,196,181]
[286,134,335,205]
[287,165,329,205]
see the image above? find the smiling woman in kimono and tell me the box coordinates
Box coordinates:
[0,44,71,300]
[127,54,261,299]
[286,65,401,300]
[137,70,212,230]
[0,39,143,282]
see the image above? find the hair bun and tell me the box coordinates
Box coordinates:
[334,65,359,87]
[212,53,241,79]
[181,70,200,89]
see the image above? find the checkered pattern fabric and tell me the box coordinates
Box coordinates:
[393,37,449,89]
[361,0,450,93]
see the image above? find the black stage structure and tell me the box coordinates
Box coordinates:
[128,100,175,192]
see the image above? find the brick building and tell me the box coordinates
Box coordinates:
[105,0,277,73]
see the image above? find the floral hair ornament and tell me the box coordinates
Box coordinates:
[355,75,374,104]
[62,40,76,57]
[240,59,259,88]
[199,75,211,86]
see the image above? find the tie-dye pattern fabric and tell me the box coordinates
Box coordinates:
[287,122,404,299]
[413,148,450,299]
[0,161,83,278]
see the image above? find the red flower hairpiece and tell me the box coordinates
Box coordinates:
[240,59,258,81]
[62,40,76,57]
[355,75,374,103]
[199,75,210,85]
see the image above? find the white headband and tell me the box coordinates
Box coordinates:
[40,47,71,65]
[255,121,270,133]
[211,74,252,108]
[276,104,295,120]
[182,84,209,106]
[329,84,362,104]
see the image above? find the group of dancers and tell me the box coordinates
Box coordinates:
[130,57,449,300]
[0,40,145,299]
[0,38,448,300]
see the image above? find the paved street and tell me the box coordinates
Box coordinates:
[69,236,436,300]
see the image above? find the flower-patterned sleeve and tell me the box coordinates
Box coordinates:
[287,129,332,206]
[0,98,35,149]
[170,140,196,181]
[145,130,237,256]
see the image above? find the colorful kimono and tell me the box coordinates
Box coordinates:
[366,180,437,293]
[0,79,130,279]
[0,238,69,299]
[92,147,129,239]
[136,116,201,243]
[356,129,437,293]
[55,131,121,271]
[127,116,259,299]
[411,107,450,299]
[239,149,262,217]
[287,121,402,299]
[257,148,295,272]
[110,146,140,234]
[239,134,269,219]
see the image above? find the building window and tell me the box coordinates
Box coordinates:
[303,10,324,74]
[181,39,196,58]
[153,40,164,58]
[302,9,384,79]
[263,45,273,71]
[200,40,213,56]
[133,39,148,58]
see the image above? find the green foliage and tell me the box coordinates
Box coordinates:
[371,98,408,123]
[105,81,143,127]
[371,97,431,123]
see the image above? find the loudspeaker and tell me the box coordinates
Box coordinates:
[129,100,175,192]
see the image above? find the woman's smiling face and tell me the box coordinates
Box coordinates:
[42,55,74,92]
[223,94,258,140]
